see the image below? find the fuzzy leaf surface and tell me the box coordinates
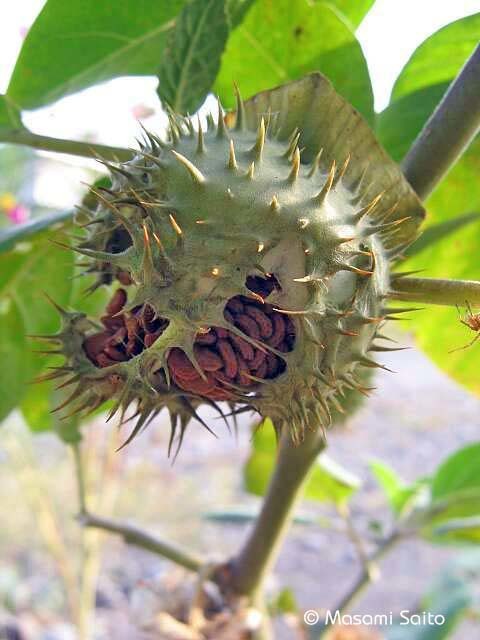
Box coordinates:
[7,0,185,109]
[157,0,229,113]
[215,0,374,124]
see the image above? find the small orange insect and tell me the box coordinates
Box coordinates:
[450,301,480,352]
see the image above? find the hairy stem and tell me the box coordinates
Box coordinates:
[402,44,480,200]
[230,426,326,597]
[1,128,132,162]
[389,276,480,307]
[79,512,203,573]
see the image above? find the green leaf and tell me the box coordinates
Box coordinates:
[225,0,256,28]
[370,460,423,516]
[377,13,480,396]
[404,212,480,259]
[418,444,480,542]
[0,231,74,423]
[377,13,480,162]
[270,587,298,614]
[157,0,229,113]
[431,442,480,500]
[7,0,186,109]
[215,0,374,125]
[329,0,374,28]
[0,209,74,254]
[244,419,359,505]
[0,95,23,132]
[0,298,28,422]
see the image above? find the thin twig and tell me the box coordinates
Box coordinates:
[402,44,480,200]
[72,442,87,516]
[79,511,203,573]
[0,128,132,162]
[389,277,480,307]
[337,504,379,582]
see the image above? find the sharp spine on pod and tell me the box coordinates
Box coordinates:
[38,73,425,454]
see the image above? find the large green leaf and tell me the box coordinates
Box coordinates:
[0,95,22,132]
[7,0,186,109]
[431,442,480,500]
[377,14,480,395]
[0,231,74,422]
[378,13,480,162]
[157,0,229,113]
[330,0,374,28]
[0,297,27,422]
[215,0,374,124]
[244,419,359,505]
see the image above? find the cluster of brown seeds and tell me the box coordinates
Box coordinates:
[83,288,168,367]
[82,275,295,401]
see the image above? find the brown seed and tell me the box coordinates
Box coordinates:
[104,344,128,361]
[217,339,238,379]
[96,353,118,368]
[267,313,286,347]
[116,271,133,286]
[235,314,261,341]
[106,288,127,315]
[168,348,199,381]
[249,348,266,370]
[229,333,255,361]
[83,332,111,359]
[194,346,224,372]
[253,360,268,379]
[245,305,273,338]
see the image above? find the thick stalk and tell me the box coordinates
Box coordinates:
[230,426,326,597]
[389,277,480,307]
[1,128,132,162]
[79,512,203,573]
[402,44,480,200]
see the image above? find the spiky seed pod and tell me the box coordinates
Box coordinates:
[42,73,425,451]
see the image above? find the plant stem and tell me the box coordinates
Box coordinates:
[389,276,480,307]
[72,442,87,516]
[311,531,404,639]
[1,128,132,162]
[79,511,203,573]
[230,426,326,597]
[402,44,480,200]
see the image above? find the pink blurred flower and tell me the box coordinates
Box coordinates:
[7,204,30,224]
[131,103,155,120]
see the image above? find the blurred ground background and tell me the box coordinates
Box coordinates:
[1,339,480,639]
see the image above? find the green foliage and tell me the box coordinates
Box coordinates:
[377,13,480,162]
[0,95,22,131]
[373,444,480,545]
[7,0,186,109]
[370,460,425,516]
[157,0,230,113]
[0,232,74,421]
[215,0,374,124]
[377,13,480,396]
[386,552,480,640]
[244,419,359,505]
[329,0,374,28]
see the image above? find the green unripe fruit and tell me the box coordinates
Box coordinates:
[45,73,424,451]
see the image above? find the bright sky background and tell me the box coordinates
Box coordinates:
[0,0,478,206]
